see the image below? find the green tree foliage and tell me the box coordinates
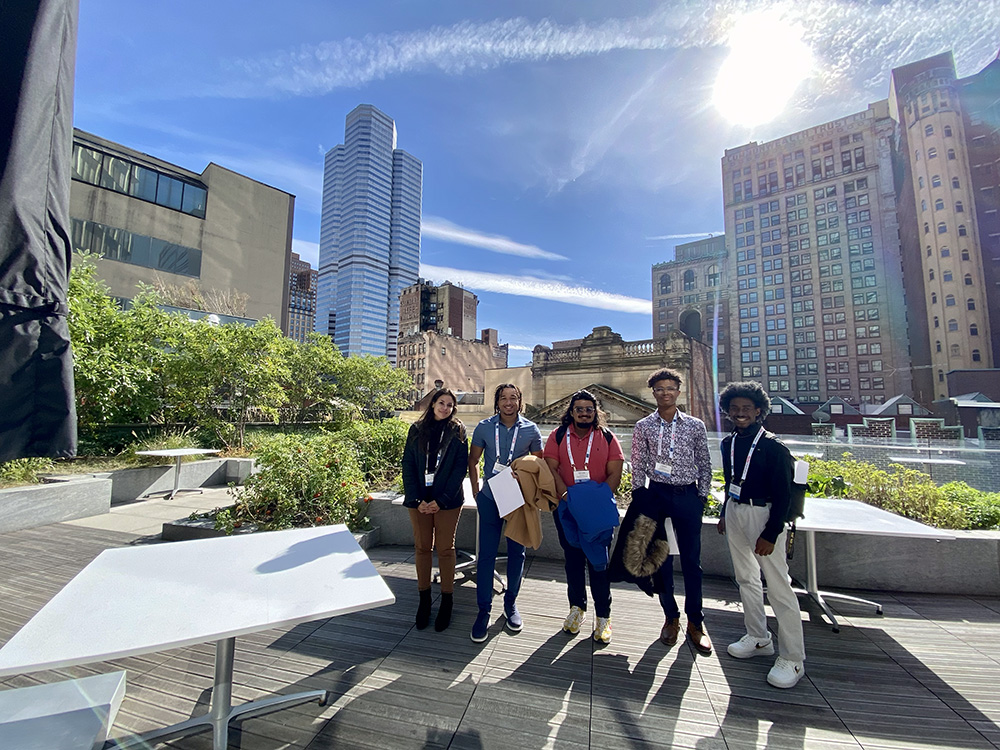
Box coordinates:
[283,332,341,421]
[334,354,412,419]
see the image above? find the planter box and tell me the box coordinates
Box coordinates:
[161,512,379,550]
[0,477,111,533]
[365,494,1000,596]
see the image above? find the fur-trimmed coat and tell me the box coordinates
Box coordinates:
[607,485,672,596]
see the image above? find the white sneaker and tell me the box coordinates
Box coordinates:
[562,605,586,634]
[593,617,612,644]
[727,633,775,659]
[767,657,805,688]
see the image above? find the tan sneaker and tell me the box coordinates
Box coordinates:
[593,617,612,644]
[562,605,586,634]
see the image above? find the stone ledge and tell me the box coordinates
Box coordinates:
[0,477,111,533]
[161,513,380,550]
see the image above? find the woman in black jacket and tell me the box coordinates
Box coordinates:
[401,388,469,631]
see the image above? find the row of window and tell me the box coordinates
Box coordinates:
[71,218,202,278]
[72,144,207,219]
[919,174,962,189]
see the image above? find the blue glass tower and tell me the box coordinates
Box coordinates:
[316,105,422,362]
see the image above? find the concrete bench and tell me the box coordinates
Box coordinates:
[0,670,126,750]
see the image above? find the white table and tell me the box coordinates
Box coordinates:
[135,448,221,500]
[0,525,394,749]
[794,496,954,632]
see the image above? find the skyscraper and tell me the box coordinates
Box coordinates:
[316,105,422,362]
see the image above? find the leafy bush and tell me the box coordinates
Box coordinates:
[338,418,408,489]
[0,457,56,487]
[940,482,1000,530]
[229,433,371,532]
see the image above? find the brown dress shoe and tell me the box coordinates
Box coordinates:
[687,621,712,655]
[660,617,680,646]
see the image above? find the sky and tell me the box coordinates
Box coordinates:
[73,1,1000,365]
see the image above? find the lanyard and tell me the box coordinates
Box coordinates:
[565,427,596,471]
[494,420,521,466]
[657,412,681,462]
[730,426,765,485]
[426,446,445,473]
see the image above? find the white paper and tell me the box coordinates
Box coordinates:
[666,519,679,556]
[488,466,525,517]
[794,459,810,485]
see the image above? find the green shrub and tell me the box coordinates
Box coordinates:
[0,457,56,487]
[940,481,1000,530]
[337,418,408,489]
[230,433,370,532]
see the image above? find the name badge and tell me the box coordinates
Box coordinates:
[573,469,590,483]
[728,483,742,500]
[424,472,435,487]
[493,461,508,475]
[654,461,672,478]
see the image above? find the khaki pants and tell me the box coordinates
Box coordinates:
[408,507,462,592]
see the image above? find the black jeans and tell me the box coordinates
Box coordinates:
[553,510,612,618]
[649,482,704,627]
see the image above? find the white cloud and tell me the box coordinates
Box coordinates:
[291,239,320,267]
[646,232,724,241]
[420,263,650,314]
[422,216,566,260]
[506,344,535,351]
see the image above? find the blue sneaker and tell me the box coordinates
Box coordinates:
[504,602,523,632]
[470,609,490,643]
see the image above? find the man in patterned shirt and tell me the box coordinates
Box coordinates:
[630,368,713,654]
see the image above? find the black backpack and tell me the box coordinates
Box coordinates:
[554,425,615,447]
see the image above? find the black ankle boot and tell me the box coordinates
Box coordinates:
[435,593,453,632]
[416,589,432,630]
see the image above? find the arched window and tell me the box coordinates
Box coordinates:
[935,198,944,210]
[956,201,964,212]
[924,222,930,234]
[945,294,956,306]
[921,199,928,211]
[944,125,953,137]
[932,292,938,304]
[941,247,951,257]
[971,323,979,336]
[948,318,958,331]
[919,176,925,188]
[659,273,671,294]
[951,343,960,357]
[938,222,947,234]
[935,340,942,352]
[968,298,977,310]
[928,147,938,158]
[948,149,956,160]
[973,349,982,362]
[924,124,934,136]
[965,274,974,286]
[952,177,960,188]
[934,316,940,328]
[943,270,953,282]
[929,269,935,281]
[962,248,971,261]
[932,174,942,187]
[683,269,696,291]
[706,264,720,287]
[959,224,968,236]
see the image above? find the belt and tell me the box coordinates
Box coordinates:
[651,481,696,493]
[732,497,769,507]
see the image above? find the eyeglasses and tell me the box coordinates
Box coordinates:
[572,406,596,414]
[652,387,679,395]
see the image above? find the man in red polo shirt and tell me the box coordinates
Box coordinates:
[543,390,624,643]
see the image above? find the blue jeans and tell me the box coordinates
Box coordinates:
[553,510,612,618]
[649,482,704,627]
[475,490,526,612]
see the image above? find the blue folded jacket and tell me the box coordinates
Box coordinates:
[557,482,620,571]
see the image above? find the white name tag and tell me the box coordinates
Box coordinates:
[493,460,508,474]
[728,483,742,500]
[424,472,435,487]
[573,469,590,483]
[654,461,672,477]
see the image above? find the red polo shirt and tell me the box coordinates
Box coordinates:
[542,425,625,487]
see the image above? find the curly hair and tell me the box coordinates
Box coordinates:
[492,383,522,413]
[558,390,609,430]
[647,368,683,389]
[719,381,771,419]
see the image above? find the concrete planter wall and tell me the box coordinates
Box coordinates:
[91,457,255,505]
[366,494,1000,596]
[0,477,112,533]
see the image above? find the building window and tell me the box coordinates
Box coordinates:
[924,124,934,136]
[928,147,937,159]
[948,318,958,331]
[683,269,696,291]
[951,344,961,357]
[935,198,945,210]
[959,225,968,236]
[965,275,974,287]
[973,349,982,362]
[938,222,947,234]
[932,175,942,187]
[945,294,955,306]
[948,149,956,160]
[952,177,960,188]
[659,274,672,294]
[956,201,964,212]
[971,323,979,336]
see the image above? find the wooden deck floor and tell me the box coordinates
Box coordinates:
[2,522,999,749]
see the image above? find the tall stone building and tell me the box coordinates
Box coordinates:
[286,252,317,343]
[399,279,478,339]
[397,328,508,405]
[652,235,731,387]
[721,102,911,405]
[316,105,421,363]
[889,52,1000,402]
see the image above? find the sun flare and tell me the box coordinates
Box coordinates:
[713,11,813,127]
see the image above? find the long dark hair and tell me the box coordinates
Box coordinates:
[416,388,463,444]
[559,389,609,430]
[492,383,522,413]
